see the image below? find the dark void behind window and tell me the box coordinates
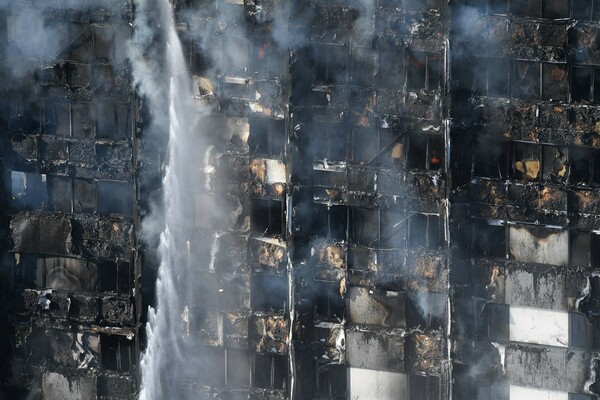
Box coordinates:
[318,365,347,399]
[405,0,442,11]
[379,49,405,89]
[352,48,378,87]
[571,67,593,102]
[97,103,116,139]
[572,0,593,19]
[99,261,117,292]
[353,127,379,165]
[351,207,379,245]
[315,283,345,321]
[72,103,96,139]
[251,198,283,236]
[410,374,441,400]
[407,132,428,170]
[380,208,408,249]
[473,139,507,179]
[409,214,442,250]
[100,335,134,371]
[44,100,70,136]
[314,204,347,241]
[486,303,509,341]
[311,122,347,162]
[97,181,133,216]
[249,117,285,157]
[251,275,287,311]
[511,0,542,17]
[489,0,509,14]
[74,179,96,213]
[542,0,570,18]
[315,45,348,85]
[472,220,505,258]
[570,231,591,267]
[570,146,593,185]
[407,51,427,90]
[48,176,71,213]
[570,312,592,348]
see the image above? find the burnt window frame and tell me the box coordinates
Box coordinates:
[48,175,73,213]
[313,203,348,241]
[96,102,122,140]
[473,58,568,101]
[9,171,47,210]
[314,43,349,86]
[8,95,42,133]
[472,138,510,179]
[352,126,410,168]
[43,99,71,136]
[569,231,600,268]
[406,132,445,171]
[570,0,600,20]
[250,274,288,312]
[99,261,133,295]
[503,0,571,18]
[250,31,285,77]
[13,255,100,292]
[351,46,378,88]
[314,282,346,322]
[471,219,507,259]
[47,177,100,214]
[409,373,442,400]
[248,116,286,157]
[71,102,97,139]
[97,180,134,217]
[570,65,600,104]
[317,364,347,399]
[252,352,288,390]
[350,207,442,250]
[512,60,541,100]
[406,50,442,92]
[251,197,285,236]
[408,213,443,251]
[509,141,600,185]
[542,63,569,101]
[473,57,511,98]
[378,47,406,89]
[510,141,542,181]
[311,120,348,162]
[100,334,135,372]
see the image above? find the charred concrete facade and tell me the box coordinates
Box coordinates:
[0,0,598,400]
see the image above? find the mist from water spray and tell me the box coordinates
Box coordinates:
[129,0,208,398]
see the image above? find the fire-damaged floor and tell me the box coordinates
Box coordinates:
[0,0,599,399]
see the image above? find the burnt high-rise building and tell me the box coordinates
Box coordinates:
[0,0,598,399]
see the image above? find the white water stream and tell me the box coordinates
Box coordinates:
[130,1,203,398]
